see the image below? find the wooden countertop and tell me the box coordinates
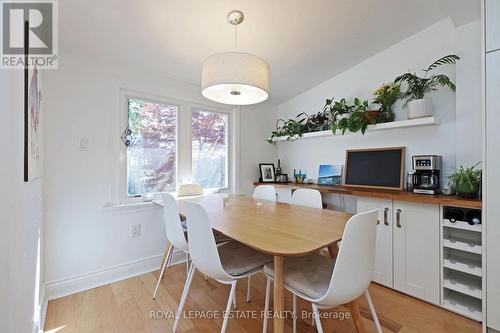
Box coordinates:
[253,182,482,209]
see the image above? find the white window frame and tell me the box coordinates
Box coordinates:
[114,88,235,205]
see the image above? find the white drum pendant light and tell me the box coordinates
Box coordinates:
[202,10,269,105]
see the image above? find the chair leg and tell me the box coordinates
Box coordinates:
[311,303,315,326]
[152,244,173,299]
[312,304,323,333]
[246,276,252,303]
[173,263,196,333]
[233,280,237,309]
[263,278,271,333]
[185,253,189,275]
[366,290,383,333]
[221,281,237,333]
[292,294,297,333]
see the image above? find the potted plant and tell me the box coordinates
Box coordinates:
[331,98,371,135]
[372,82,401,123]
[449,162,481,199]
[395,55,459,119]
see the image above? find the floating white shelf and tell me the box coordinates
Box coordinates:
[443,270,482,299]
[268,116,440,142]
[443,290,482,321]
[443,220,482,232]
[443,237,482,255]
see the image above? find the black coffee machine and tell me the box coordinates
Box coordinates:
[411,155,442,195]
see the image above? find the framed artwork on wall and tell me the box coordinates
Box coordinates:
[259,163,276,183]
[24,20,43,182]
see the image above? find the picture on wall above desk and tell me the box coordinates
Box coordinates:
[318,165,343,185]
[259,163,276,183]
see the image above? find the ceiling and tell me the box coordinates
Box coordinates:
[59,0,480,104]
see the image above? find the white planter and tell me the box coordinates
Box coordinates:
[408,99,432,119]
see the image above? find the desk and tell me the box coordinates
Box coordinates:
[254,182,482,209]
[155,194,354,333]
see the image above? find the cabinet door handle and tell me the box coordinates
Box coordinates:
[396,209,402,228]
[384,207,389,225]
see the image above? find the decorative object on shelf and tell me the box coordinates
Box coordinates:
[275,174,288,183]
[276,159,282,175]
[442,182,456,196]
[259,163,276,183]
[372,82,401,123]
[449,162,481,199]
[317,165,343,186]
[120,127,136,147]
[293,169,307,184]
[201,10,269,105]
[267,118,304,143]
[395,54,459,119]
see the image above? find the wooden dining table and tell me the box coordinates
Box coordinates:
[155,194,362,333]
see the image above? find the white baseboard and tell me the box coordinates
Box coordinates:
[45,250,186,301]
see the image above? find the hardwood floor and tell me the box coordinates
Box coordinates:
[44,264,481,333]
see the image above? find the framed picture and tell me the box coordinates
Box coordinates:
[317,165,343,185]
[276,174,288,183]
[24,20,43,182]
[259,163,276,183]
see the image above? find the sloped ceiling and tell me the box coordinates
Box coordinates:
[59,0,480,104]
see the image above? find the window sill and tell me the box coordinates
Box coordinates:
[101,201,161,213]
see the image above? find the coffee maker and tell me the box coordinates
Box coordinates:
[411,155,442,195]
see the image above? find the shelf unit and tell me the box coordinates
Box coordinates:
[441,206,483,322]
[268,117,440,142]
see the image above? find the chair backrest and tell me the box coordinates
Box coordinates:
[253,185,276,202]
[317,209,379,306]
[161,193,189,252]
[183,200,231,281]
[290,188,323,209]
[178,183,204,197]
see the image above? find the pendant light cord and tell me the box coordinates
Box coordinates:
[234,24,238,49]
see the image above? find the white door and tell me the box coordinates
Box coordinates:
[393,201,440,305]
[486,50,500,330]
[357,197,393,287]
[486,0,500,52]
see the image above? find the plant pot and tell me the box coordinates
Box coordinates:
[408,98,432,119]
[455,181,479,199]
[365,110,380,124]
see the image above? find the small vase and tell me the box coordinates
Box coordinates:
[408,99,432,119]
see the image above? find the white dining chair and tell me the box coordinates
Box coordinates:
[290,188,323,209]
[262,209,382,333]
[152,193,231,299]
[253,185,277,202]
[152,193,190,299]
[173,201,273,333]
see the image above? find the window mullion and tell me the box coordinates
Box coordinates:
[177,102,193,187]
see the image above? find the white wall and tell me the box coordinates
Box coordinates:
[276,19,481,189]
[238,102,278,196]
[42,50,277,297]
[0,70,44,332]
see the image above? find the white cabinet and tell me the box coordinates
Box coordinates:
[393,201,440,305]
[486,50,500,330]
[357,197,393,287]
[486,0,500,52]
[357,198,440,305]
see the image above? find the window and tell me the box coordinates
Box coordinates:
[191,109,228,189]
[127,98,177,196]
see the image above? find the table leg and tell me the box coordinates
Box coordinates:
[273,256,285,333]
[347,301,366,333]
[327,241,340,260]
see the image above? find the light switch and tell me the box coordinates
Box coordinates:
[78,137,89,151]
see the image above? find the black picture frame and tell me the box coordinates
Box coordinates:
[259,163,276,183]
[275,174,289,183]
[24,20,29,182]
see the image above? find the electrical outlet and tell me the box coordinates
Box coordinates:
[130,224,141,238]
